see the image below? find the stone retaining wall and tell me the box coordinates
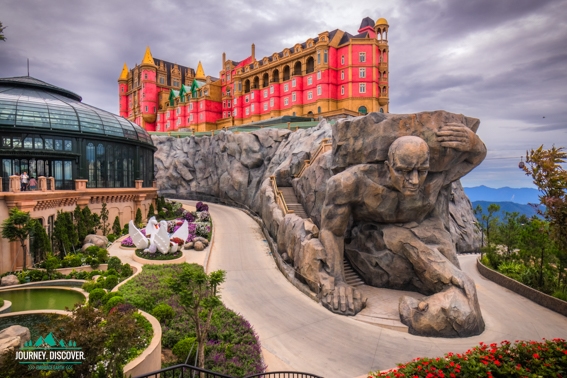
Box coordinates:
[122,310,162,377]
[476,258,567,317]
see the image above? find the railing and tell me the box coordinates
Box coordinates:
[270,176,294,215]
[134,365,323,378]
[294,138,332,178]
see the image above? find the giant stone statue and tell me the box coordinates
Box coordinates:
[317,111,486,337]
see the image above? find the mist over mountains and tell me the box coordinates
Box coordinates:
[464,185,539,205]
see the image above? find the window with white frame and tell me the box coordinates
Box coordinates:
[176,108,180,114]
[223,101,226,108]
[228,101,231,108]
[317,71,321,80]
[263,103,268,111]
[228,111,231,117]
[251,104,255,111]
[284,83,289,92]
[246,107,250,115]
[145,106,148,112]
[223,112,226,118]
[341,55,345,65]
[284,98,289,106]
[177,118,181,125]
[190,114,193,121]
[341,71,345,80]
[264,89,268,98]
[317,85,322,96]
[166,121,170,129]
[359,52,366,62]
[200,102,203,109]
[251,92,254,99]
[323,50,328,63]
[144,73,148,79]
[341,86,345,95]
[245,95,249,103]
[234,109,237,116]
[308,76,313,85]
[307,91,313,100]
[187,117,190,123]
[234,98,238,104]
[270,85,274,94]
[359,68,366,78]
[190,103,193,110]
[292,78,296,87]
[292,92,296,102]
[270,98,274,107]
[359,83,366,93]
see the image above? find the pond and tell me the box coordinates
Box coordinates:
[0,288,85,312]
[0,313,66,339]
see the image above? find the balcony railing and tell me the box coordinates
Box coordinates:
[134,364,323,378]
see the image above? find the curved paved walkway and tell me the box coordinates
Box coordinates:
[181,201,567,378]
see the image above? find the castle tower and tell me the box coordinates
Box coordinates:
[195,61,206,80]
[118,63,129,118]
[139,46,158,128]
[375,18,389,110]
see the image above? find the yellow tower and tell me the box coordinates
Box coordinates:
[195,61,206,80]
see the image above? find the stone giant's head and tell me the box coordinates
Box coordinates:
[385,136,430,196]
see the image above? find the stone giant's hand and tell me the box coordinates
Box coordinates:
[322,282,365,316]
[436,123,478,152]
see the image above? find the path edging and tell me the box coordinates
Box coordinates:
[476,257,567,317]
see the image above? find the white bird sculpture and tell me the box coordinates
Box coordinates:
[170,220,189,244]
[128,220,149,250]
[153,220,170,254]
[145,216,159,237]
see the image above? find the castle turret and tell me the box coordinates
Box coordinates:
[195,61,206,81]
[375,18,389,109]
[118,63,129,118]
[140,46,158,128]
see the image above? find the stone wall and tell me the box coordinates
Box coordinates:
[477,258,567,317]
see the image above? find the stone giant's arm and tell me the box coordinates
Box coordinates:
[436,123,487,184]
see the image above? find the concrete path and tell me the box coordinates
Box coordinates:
[181,201,567,378]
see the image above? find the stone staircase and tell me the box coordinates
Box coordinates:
[279,187,308,219]
[343,258,365,287]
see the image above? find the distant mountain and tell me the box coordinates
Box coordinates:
[472,201,543,220]
[464,185,539,205]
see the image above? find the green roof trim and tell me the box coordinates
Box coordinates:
[168,90,180,106]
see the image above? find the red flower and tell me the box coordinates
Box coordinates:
[533,353,540,359]
[494,360,501,366]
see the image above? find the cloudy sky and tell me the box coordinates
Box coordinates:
[1,0,566,189]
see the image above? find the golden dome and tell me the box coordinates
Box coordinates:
[375,18,389,26]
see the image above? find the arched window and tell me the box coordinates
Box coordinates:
[262,73,269,88]
[306,57,315,74]
[87,143,95,187]
[253,76,259,90]
[293,61,302,76]
[317,106,321,114]
[96,144,105,188]
[244,79,251,93]
[379,108,384,113]
[272,69,280,83]
[283,66,290,81]
[358,106,367,114]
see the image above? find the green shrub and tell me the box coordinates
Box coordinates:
[122,224,129,235]
[89,288,106,306]
[0,298,4,307]
[135,208,143,228]
[105,268,118,277]
[82,280,103,293]
[172,337,197,363]
[552,289,567,301]
[107,234,117,243]
[104,296,125,313]
[90,258,100,270]
[101,292,123,306]
[107,256,122,273]
[103,275,119,290]
[84,245,101,257]
[497,260,526,281]
[151,304,175,325]
[112,216,122,236]
[121,263,134,278]
[96,248,109,264]
[62,253,83,268]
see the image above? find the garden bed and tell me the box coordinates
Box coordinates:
[135,249,183,261]
[132,250,186,265]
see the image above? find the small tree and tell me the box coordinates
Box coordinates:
[135,208,143,228]
[522,145,567,285]
[74,205,88,242]
[99,202,110,236]
[0,21,6,41]
[53,211,76,256]
[169,266,226,370]
[494,211,522,257]
[112,215,122,236]
[31,221,51,264]
[147,203,155,219]
[1,208,35,271]
[82,206,99,236]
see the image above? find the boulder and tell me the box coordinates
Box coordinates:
[83,235,108,248]
[0,325,31,358]
[183,242,194,250]
[193,237,209,246]
[194,241,205,251]
[1,275,19,286]
[81,242,95,252]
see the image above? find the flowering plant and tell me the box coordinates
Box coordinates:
[370,339,567,378]
[198,210,210,222]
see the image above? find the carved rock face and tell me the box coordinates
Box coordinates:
[385,136,430,196]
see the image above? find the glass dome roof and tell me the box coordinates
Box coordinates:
[0,76,153,146]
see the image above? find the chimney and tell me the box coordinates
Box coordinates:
[251,43,255,60]
[222,52,226,68]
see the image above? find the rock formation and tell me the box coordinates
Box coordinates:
[154,111,485,337]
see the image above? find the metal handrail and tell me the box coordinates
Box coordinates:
[134,365,323,378]
[270,176,294,215]
[294,138,331,178]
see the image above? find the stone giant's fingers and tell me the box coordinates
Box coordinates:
[333,288,340,310]
[339,285,347,313]
[346,286,354,313]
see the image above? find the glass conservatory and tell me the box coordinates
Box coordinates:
[0,76,156,191]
